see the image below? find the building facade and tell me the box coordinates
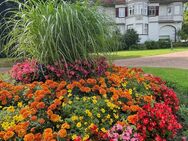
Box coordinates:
[99,0,187,43]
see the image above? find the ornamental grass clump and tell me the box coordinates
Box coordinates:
[2,0,117,65]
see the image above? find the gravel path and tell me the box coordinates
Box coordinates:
[113,51,188,69]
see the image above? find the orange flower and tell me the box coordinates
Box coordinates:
[122,105,130,112]
[34,133,42,141]
[17,129,26,138]
[24,133,34,141]
[56,89,67,98]
[54,99,61,106]
[86,78,97,85]
[50,114,61,122]
[143,95,153,103]
[36,102,45,109]
[14,95,20,101]
[58,129,67,138]
[47,110,53,116]
[30,116,37,121]
[44,128,53,133]
[38,118,45,124]
[130,105,141,112]
[3,131,14,141]
[48,104,57,110]
[80,87,91,93]
[112,94,119,101]
[43,129,54,141]
[61,123,70,129]
[66,84,74,90]
[99,88,106,95]
[0,131,5,139]
[127,114,138,125]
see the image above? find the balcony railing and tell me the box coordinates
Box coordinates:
[158,15,173,22]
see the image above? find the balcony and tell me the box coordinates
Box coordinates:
[158,15,183,23]
[158,15,173,22]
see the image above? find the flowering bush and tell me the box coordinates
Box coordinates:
[10,57,108,83]
[0,65,181,141]
[136,103,182,141]
[10,60,39,83]
[107,124,139,141]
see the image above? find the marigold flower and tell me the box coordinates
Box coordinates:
[58,129,67,138]
[17,129,26,138]
[50,114,61,122]
[24,133,34,141]
[3,131,14,140]
[127,114,138,125]
[30,116,37,121]
[61,123,70,129]
[38,118,45,124]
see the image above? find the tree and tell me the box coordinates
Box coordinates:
[178,2,188,41]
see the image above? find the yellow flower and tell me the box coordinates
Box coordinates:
[72,134,77,140]
[92,96,97,99]
[129,89,132,95]
[83,97,87,101]
[101,128,107,133]
[79,116,83,120]
[76,122,82,128]
[68,89,72,93]
[62,103,66,107]
[71,116,78,121]
[7,106,15,112]
[68,93,72,97]
[113,113,119,119]
[83,134,89,141]
[92,99,97,104]
[106,114,110,119]
[68,101,72,104]
[17,102,23,107]
[85,110,92,117]
[84,122,88,125]
[97,113,101,118]
[101,108,105,113]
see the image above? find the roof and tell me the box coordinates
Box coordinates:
[100,0,188,6]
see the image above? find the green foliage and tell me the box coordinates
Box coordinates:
[178,23,188,41]
[144,40,171,49]
[2,0,117,65]
[121,29,140,50]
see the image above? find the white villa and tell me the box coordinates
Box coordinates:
[99,0,187,43]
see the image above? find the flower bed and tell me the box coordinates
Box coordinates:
[0,65,181,141]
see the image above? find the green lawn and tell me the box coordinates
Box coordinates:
[110,47,188,60]
[143,67,188,105]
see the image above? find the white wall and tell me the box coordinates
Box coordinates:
[148,22,159,41]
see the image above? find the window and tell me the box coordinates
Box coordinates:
[136,23,143,34]
[119,8,125,17]
[149,6,159,16]
[127,24,133,30]
[167,7,172,15]
[142,4,147,15]
[174,5,180,15]
[128,5,134,16]
[143,24,148,34]
[116,8,126,18]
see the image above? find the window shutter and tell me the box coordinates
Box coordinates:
[116,8,119,17]
[125,7,128,17]
[156,6,159,16]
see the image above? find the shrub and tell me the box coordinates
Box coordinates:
[173,42,188,48]
[121,29,140,50]
[136,103,182,141]
[2,0,116,65]
[10,57,108,83]
[144,40,171,49]
[0,65,181,140]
